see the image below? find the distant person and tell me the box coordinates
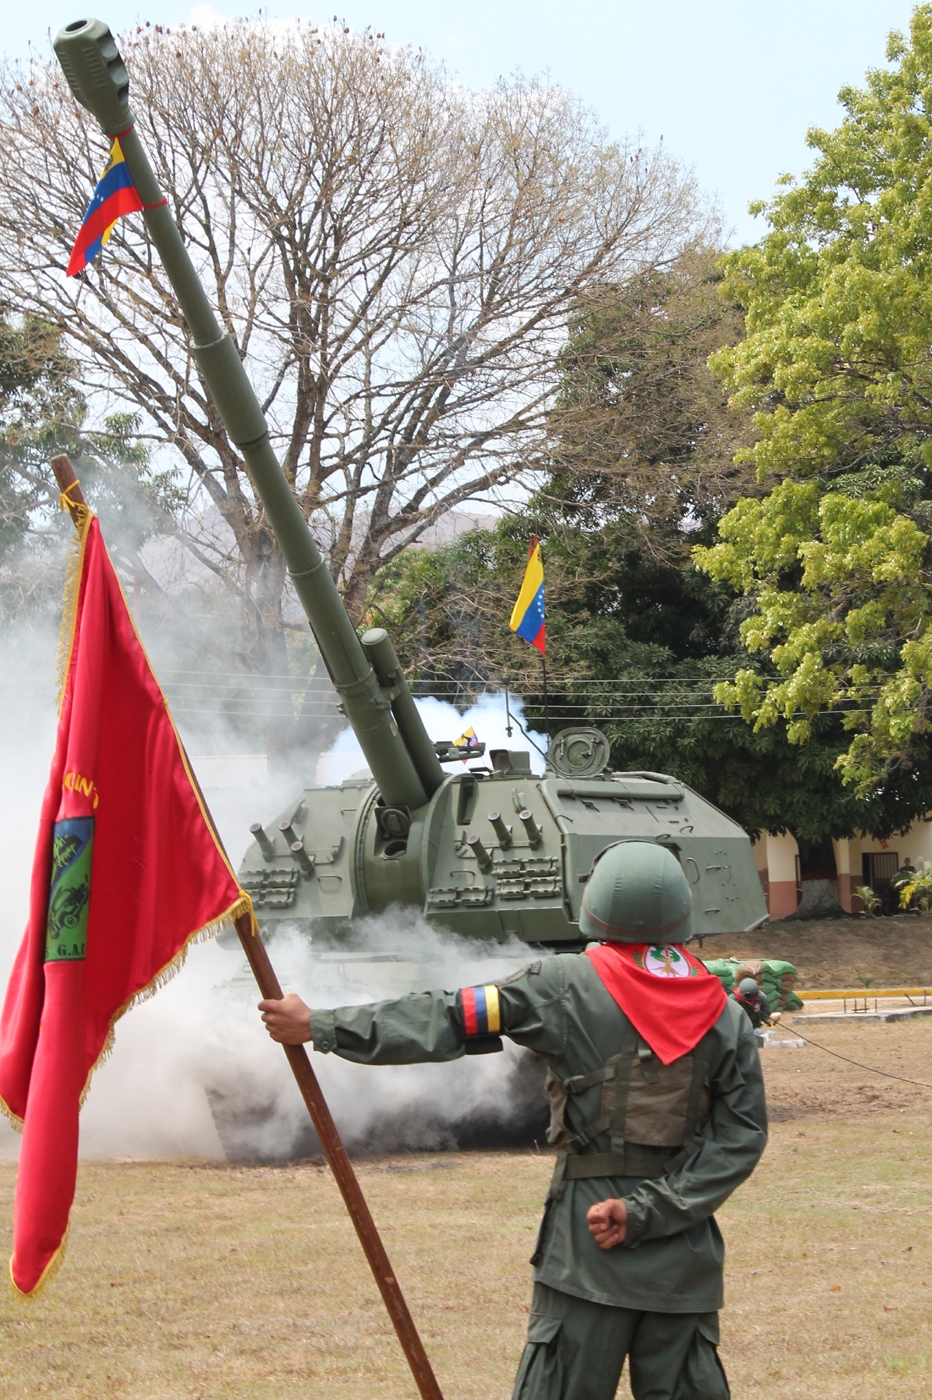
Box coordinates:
[731,977,774,1030]
[890,858,916,913]
[260,841,768,1400]
[892,858,915,890]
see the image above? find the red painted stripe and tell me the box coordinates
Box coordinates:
[531,623,546,655]
[473,985,488,1035]
[462,986,478,1036]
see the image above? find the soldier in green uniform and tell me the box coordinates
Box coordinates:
[260,841,768,1400]
[731,976,774,1030]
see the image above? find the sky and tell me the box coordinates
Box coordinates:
[2,0,918,243]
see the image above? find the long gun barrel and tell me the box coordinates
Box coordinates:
[53,18,445,811]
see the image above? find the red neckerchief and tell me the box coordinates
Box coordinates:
[587,942,727,1065]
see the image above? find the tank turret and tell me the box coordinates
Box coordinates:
[53,20,768,953]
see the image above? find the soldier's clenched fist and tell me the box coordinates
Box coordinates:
[587,1198,628,1249]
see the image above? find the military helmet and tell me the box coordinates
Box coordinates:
[737,977,760,998]
[579,840,694,943]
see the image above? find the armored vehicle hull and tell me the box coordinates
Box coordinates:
[227,755,767,950]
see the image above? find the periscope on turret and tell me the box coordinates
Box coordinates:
[53,19,769,957]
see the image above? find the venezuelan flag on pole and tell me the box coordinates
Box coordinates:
[66,139,145,277]
[509,536,546,655]
[0,506,250,1297]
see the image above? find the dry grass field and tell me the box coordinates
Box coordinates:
[2,1006,932,1397]
[0,1013,923,1394]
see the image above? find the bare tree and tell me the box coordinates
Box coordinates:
[0,19,707,716]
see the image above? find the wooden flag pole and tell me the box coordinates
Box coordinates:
[50,455,86,522]
[50,454,446,1400]
[231,912,445,1400]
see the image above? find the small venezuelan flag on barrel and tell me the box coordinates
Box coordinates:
[458,983,502,1036]
[66,140,146,277]
[509,537,546,655]
[453,726,481,760]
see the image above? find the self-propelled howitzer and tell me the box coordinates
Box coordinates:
[54,19,768,953]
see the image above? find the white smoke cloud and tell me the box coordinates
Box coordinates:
[0,623,61,1160]
[155,911,546,1163]
[0,630,550,1163]
[72,905,546,1163]
[319,689,547,784]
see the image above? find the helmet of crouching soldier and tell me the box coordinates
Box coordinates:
[737,977,760,1000]
[579,840,694,944]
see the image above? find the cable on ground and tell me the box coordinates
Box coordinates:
[781,1026,932,1091]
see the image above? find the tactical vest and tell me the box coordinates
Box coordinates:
[547,1023,711,1198]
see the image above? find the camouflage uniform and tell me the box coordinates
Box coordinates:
[311,948,767,1399]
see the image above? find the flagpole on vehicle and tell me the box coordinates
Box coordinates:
[509,535,550,737]
[502,675,513,737]
[538,537,551,736]
[541,653,551,736]
[50,451,446,1400]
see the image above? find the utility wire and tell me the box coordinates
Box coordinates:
[786,1026,932,1092]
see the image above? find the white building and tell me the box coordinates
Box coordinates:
[753,818,932,918]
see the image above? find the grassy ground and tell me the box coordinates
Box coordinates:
[704,911,932,989]
[2,1015,932,1398]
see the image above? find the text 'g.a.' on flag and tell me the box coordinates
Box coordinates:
[509,536,545,654]
[66,138,150,277]
[0,503,250,1297]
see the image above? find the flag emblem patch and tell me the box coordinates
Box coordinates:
[45,817,94,962]
[633,945,698,978]
[458,983,502,1035]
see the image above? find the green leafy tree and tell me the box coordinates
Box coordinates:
[372,239,932,842]
[695,6,932,791]
[0,312,84,563]
[898,859,932,909]
[371,252,753,691]
[375,509,932,842]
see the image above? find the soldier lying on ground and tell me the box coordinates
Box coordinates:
[260,841,768,1400]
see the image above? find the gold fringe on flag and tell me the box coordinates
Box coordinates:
[47,500,258,1108]
[0,891,256,1131]
[0,1096,23,1134]
[3,495,259,1228]
[9,1228,69,1301]
[78,891,256,1108]
[55,501,92,713]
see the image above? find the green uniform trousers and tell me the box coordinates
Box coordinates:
[511,1283,730,1400]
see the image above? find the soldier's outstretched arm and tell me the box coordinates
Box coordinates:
[260,957,569,1065]
[619,1003,768,1248]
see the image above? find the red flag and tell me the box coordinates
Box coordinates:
[0,512,248,1297]
[587,942,727,1065]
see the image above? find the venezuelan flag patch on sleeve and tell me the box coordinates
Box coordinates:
[456,984,504,1053]
[458,983,501,1035]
